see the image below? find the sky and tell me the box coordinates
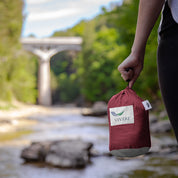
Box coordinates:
[22,0,122,38]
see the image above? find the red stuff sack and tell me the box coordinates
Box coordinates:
[107,87,151,157]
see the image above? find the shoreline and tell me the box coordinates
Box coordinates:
[0,102,82,120]
[0,102,82,139]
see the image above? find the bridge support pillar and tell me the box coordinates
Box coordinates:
[38,58,51,106]
[21,37,83,106]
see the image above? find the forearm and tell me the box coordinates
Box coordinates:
[132,0,165,56]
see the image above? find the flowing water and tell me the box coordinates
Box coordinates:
[0,107,177,178]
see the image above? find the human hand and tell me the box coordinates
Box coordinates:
[118,53,144,88]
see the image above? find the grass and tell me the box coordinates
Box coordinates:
[119,157,178,178]
[0,101,17,110]
[0,104,15,110]
[0,129,33,142]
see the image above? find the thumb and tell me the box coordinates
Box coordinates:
[128,70,140,88]
[128,80,134,88]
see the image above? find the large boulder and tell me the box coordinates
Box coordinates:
[46,140,93,168]
[21,140,93,168]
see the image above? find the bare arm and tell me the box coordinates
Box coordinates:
[118,0,165,88]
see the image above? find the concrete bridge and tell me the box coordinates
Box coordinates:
[21,37,83,106]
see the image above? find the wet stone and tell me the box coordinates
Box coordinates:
[81,101,107,116]
[21,140,93,168]
[21,141,51,162]
[149,114,158,124]
[150,120,172,133]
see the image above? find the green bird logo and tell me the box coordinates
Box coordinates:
[111,111,124,116]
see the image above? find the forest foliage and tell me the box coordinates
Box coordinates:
[0,0,37,104]
[52,0,161,103]
[0,0,161,104]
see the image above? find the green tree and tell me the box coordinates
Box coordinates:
[75,24,127,102]
[50,51,80,103]
[0,0,37,104]
[52,0,161,103]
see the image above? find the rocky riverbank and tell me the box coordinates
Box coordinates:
[0,103,81,134]
[20,137,178,169]
[0,101,177,144]
[0,102,81,121]
[0,101,177,153]
[0,102,178,178]
[19,102,178,171]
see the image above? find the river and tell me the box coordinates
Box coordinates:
[0,106,177,178]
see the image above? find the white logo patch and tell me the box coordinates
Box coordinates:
[109,105,134,126]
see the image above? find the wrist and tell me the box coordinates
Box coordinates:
[131,36,147,58]
[131,46,145,60]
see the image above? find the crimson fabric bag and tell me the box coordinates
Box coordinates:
[107,87,151,157]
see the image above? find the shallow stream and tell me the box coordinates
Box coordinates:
[0,108,177,178]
